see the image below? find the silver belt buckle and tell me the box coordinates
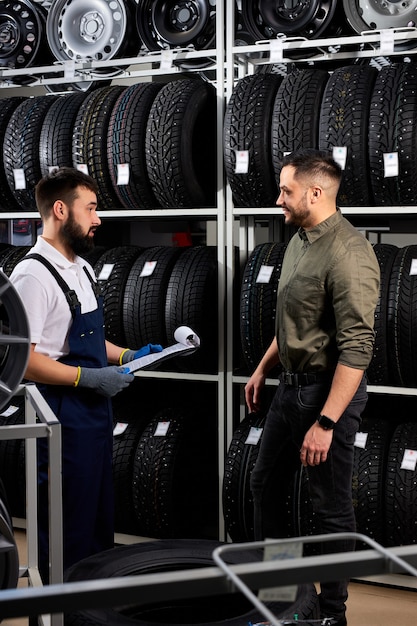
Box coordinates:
[283,371,293,385]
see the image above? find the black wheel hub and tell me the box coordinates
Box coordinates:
[137,0,215,50]
[0,19,18,57]
[260,0,317,28]
[168,1,202,34]
[241,0,337,40]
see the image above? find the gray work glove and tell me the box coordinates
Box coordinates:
[78,366,134,398]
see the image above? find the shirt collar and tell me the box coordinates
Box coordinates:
[37,236,81,269]
[298,208,342,244]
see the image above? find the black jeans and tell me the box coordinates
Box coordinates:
[250,374,367,618]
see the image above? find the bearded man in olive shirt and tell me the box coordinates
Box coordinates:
[245,149,380,626]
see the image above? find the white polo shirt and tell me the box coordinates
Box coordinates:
[10,237,98,360]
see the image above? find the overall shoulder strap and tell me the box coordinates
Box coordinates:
[24,253,80,316]
[82,265,100,298]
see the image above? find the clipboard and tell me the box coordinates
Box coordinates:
[122,326,200,373]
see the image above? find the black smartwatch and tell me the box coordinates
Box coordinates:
[317,414,336,430]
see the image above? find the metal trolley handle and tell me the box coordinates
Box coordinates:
[212,532,417,626]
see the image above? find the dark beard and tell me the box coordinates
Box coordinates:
[62,214,95,256]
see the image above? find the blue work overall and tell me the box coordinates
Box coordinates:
[26,254,114,582]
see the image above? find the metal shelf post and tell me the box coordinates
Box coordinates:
[0,384,63,626]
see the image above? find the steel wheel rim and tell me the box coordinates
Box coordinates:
[136,0,216,50]
[0,0,44,68]
[46,0,129,63]
[343,0,417,32]
[241,0,336,39]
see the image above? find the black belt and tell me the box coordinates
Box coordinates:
[280,370,333,387]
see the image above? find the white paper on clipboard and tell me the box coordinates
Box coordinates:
[122,326,200,373]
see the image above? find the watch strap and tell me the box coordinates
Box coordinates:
[317,414,336,430]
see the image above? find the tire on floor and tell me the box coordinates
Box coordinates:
[64,539,320,625]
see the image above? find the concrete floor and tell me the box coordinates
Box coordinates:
[3,530,417,625]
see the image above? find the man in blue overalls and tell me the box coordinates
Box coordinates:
[10,167,161,583]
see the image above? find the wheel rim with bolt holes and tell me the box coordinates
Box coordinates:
[136,0,216,50]
[46,0,138,73]
[241,0,337,40]
[343,0,417,32]
[0,0,45,69]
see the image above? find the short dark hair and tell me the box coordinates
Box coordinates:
[281,149,342,187]
[35,167,98,219]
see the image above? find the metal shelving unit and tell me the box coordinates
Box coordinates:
[223,7,417,598]
[2,4,417,619]
[0,1,229,539]
[223,9,417,429]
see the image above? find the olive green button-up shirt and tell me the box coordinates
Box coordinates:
[276,210,380,373]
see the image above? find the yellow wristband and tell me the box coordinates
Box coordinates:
[119,348,130,366]
[73,366,81,387]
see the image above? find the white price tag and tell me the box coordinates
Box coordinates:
[401,449,417,471]
[235,150,249,174]
[354,432,368,449]
[117,163,130,185]
[256,265,274,284]
[380,29,395,55]
[140,261,157,277]
[154,421,170,436]
[383,152,399,178]
[259,540,302,602]
[410,259,417,276]
[245,427,263,445]
[48,166,59,174]
[98,263,114,281]
[76,163,89,175]
[332,146,347,170]
[0,405,19,417]
[13,168,26,190]
[113,422,128,436]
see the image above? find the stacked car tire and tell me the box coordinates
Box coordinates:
[223,401,417,549]
[239,241,417,388]
[230,241,417,547]
[224,63,417,208]
[111,378,219,540]
[0,377,220,540]
[0,243,218,373]
[0,78,217,212]
[0,240,219,536]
